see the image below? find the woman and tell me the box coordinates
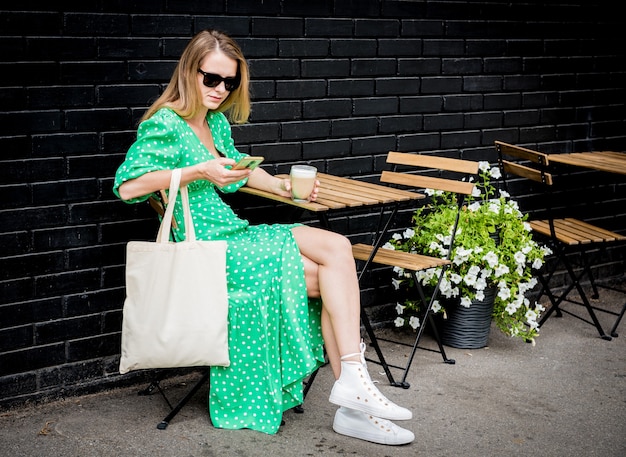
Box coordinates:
[114,29,414,446]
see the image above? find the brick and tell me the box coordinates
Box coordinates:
[423,113,463,131]
[36,316,102,345]
[442,58,483,75]
[303,139,350,161]
[466,39,507,57]
[331,39,377,57]
[353,97,398,116]
[327,155,374,176]
[463,76,503,93]
[421,76,463,94]
[503,109,541,127]
[32,179,100,205]
[1,252,64,281]
[35,268,101,299]
[97,37,161,59]
[302,59,350,78]
[379,38,422,56]
[252,17,303,37]
[0,373,37,400]
[484,93,522,110]
[32,133,99,157]
[303,99,352,119]
[60,61,127,84]
[97,85,160,107]
[354,19,399,37]
[400,95,443,114]
[279,38,329,57]
[398,58,440,76]
[0,62,59,86]
[232,123,280,145]
[194,17,249,36]
[64,13,130,36]
[27,86,95,110]
[0,111,62,136]
[330,117,378,138]
[0,11,60,36]
[0,343,65,376]
[131,15,192,36]
[328,79,374,97]
[249,101,301,122]
[1,206,68,232]
[379,115,421,134]
[305,18,354,37]
[397,132,441,152]
[28,37,96,60]
[351,58,396,76]
[249,142,301,162]
[249,58,299,78]
[376,77,420,95]
[40,359,105,388]
[441,130,481,149]
[464,112,502,129]
[400,19,443,37]
[281,120,331,141]
[0,87,26,111]
[276,80,326,99]
[423,39,465,56]
[444,94,484,112]
[65,288,125,318]
[0,326,33,352]
[0,298,63,328]
[351,136,396,156]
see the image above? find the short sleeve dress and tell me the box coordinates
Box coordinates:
[113,108,325,434]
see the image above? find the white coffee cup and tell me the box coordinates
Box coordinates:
[290,165,317,202]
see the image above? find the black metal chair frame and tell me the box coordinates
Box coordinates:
[353,152,479,388]
[495,141,625,340]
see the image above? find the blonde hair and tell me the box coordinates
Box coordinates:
[141,29,251,124]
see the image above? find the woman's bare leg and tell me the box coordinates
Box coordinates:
[293,226,363,373]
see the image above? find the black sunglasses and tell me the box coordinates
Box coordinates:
[197,69,240,91]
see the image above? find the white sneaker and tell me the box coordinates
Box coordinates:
[333,407,415,446]
[329,342,412,421]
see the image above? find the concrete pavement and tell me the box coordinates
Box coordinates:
[1,283,625,457]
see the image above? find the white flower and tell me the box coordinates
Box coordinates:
[460,296,472,307]
[489,166,501,179]
[403,228,415,238]
[494,264,510,277]
[478,161,490,172]
[391,233,402,240]
[483,251,499,268]
[394,317,405,327]
[391,278,401,290]
[468,201,481,212]
[514,251,526,265]
[409,316,420,329]
[396,303,405,314]
[498,284,511,301]
[382,242,395,250]
[472,186,482,198]
[431,300,441,313]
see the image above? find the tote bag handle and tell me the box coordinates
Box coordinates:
[155,169,197,243]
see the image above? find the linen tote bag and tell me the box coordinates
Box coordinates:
[119,168,230,374]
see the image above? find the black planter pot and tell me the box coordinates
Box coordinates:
[438,287,497,349]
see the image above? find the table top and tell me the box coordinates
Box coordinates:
[547,151,626,176]
[239,172,424,212]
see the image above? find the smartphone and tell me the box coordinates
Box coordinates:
[233,156,264,170]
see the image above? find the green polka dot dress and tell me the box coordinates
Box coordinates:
[113,108,325,434]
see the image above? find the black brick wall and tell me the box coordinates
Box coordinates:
[1,1,624,408]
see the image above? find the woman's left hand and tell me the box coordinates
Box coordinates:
[275,177,320,201]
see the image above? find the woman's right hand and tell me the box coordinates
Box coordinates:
[194,157,253,188]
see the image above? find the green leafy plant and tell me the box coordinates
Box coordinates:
[385,161,551,343]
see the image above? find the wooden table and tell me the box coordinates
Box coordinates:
[239,172,424,218]
[547,151,626,176]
